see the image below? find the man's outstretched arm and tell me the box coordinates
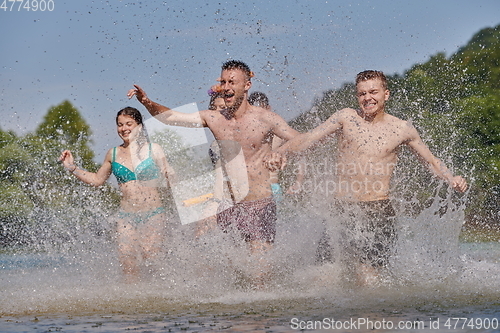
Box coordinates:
[277,109,344,155]
[406,124,467,193]
[265,109,345,171]
[127,84,206,128]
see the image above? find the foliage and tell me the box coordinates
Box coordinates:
[35,100,95,169]
[0,101,119,249]
[151,128,213,180]
[290,83,357,132]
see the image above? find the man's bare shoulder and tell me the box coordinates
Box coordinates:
[253,105,286,122]
[383,114,419,139]
[252,105,276,116]
[199,109,213,118]
[386,113,416,127]
[326,107,357,123]
[338,107,358,117]
[199,109,223,123]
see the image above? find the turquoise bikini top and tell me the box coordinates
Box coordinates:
[111,143,161,184]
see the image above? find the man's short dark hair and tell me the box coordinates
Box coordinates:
[356,70,388,90]
[222,60,253,81]
[248,91,270,109]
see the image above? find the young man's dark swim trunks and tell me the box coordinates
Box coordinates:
[339,199,397,268]
[317,199,396,268]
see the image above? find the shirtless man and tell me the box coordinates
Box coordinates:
[274,70,467,285]
[127,60,300,261]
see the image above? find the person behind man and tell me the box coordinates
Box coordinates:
[127,60,300,285]
[273,70,467,285]
[194,90,230,236]
[206,91,228,204]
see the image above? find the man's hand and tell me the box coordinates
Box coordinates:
[265,152,287,172]
[127,84,149,105]
[450,175,467,193]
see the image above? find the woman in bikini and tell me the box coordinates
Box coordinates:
[59,107,175,282]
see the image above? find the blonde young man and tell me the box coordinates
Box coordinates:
[128,61,300,262]
[274,70,467,285]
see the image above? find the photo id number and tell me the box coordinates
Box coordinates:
[1,0,54,11]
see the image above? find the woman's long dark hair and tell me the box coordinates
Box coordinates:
[208,92,224,111]
[116,107,150,159]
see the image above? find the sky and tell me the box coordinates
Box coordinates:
[1,0,499,162]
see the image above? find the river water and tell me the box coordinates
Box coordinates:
[1,193,499,332]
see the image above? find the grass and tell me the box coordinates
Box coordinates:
[459,222,500,242]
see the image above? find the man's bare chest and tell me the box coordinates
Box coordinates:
[340,123,404,156]
[210,118,272,147]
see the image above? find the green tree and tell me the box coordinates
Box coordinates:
[35,100,95,168]
[0,129,34,246]
[0,101,119,249]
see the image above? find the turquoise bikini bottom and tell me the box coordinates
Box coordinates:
[117,207,166,224]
